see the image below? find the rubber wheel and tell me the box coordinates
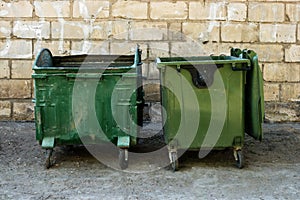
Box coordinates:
[45,149,53,169]
[119,149,128,170]
[236,150,244,169]
[45,157,51,169]
[170,152,179,172]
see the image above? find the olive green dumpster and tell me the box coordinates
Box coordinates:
[156,48,264,170]
[33,47,144,169]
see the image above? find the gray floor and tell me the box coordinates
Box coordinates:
[0,122,299,199]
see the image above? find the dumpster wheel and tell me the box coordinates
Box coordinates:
[170,152,179,172]
[45,149,54,169]
[234,149,244,169]
[119,148,128,170]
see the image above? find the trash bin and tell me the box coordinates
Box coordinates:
[156,48,264,170]
[33,46,144,169]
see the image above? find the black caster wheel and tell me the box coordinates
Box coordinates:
[45,149,54,169]
[170,152,179,172]
[119,149,128,170]
[236,150,244,169]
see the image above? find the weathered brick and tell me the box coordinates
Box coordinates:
[110,21,129,40]
[141,63,148,78]
[90,22,110,40]
[281,83,300,101]
[168,23,182,41]
[91,21,129,40]
[112,1,148,19]
[52,21,87,39]
[148,42,169,59]
[34,1,70,18]
[71,41,109,55]
[150,2,188,20]
[200,43,234,56]
[73,0,109,19]
[34,40,71,56]
[0,1,32,17]
[0,101,11,119]
[249,0,299,1]
[129,22,167,41]
[11,60,33,79]
[221,23,258,43]
[0,21,11,38]
[110,42,147,60]
[143,82,160,102]
[183,22,220,43]
[286,4,300,22]
[264,83,280,101]
[0,40,32,59]
[264,63,300,82]
[13,21,50,39]
[170,41,206,57]
[285,45,300,62]
[13,102,34,121]
[0,80,31,99]
[298,25,300,42]
[265,102,299,122]
[189,2,226,20]
[0,60,9,78]
[260,24,296,43]
[146,62,160,80]
[248,3,284,22]
[228,3,247,21]
[242,44,283,62]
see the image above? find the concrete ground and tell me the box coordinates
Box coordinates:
[0,122,299,199]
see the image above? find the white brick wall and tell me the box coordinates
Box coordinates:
[248,3,285,22]
[260,24,296,43]
[221,22,259,42]
[150,2,188,20]
[0,0,299,122]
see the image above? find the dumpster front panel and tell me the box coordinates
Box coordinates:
[33,48,143,149]
[160,62,246,150]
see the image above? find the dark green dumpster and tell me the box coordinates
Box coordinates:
[156,48,264,170]
[33,47,144,169]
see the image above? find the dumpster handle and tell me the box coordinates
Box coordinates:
[66,73,103,79]
[231,63,251,71]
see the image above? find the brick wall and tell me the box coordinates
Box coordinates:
[0,0,299,122]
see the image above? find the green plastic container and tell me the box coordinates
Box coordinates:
[156,48,264,170]
[33,47,144,169]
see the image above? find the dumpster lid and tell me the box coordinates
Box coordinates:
[33,48,141,70]
[239,49,264,141]
[156,55,251,68]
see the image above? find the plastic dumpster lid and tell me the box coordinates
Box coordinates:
[232,49,264,141]
[156,56,250,68]
[33,46,142,70]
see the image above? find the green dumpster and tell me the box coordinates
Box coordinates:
[33,47,144,169]
[156,48,264,170]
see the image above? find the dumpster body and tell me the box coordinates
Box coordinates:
[33,47,143,169]
[156,49,264,170]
